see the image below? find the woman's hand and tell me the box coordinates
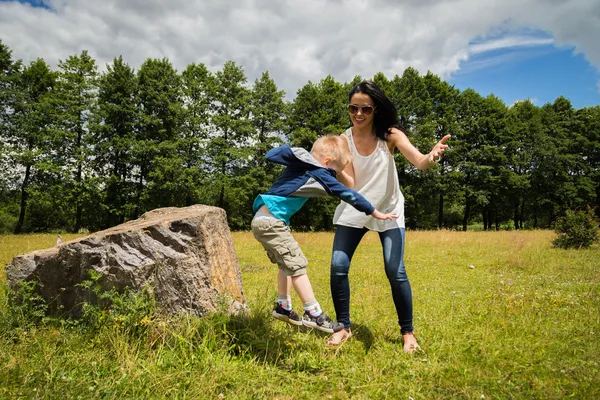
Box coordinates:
[427,134,451,163]
[371,210,398,221]
[388,128,451,170]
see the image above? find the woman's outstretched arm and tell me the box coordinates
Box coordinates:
[387,127,451,170]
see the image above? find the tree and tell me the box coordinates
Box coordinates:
[248,70,287,193]
[180,62,213,206]
[454,89,488,231]
[505,100,541,229]
[477,94,509,230]
[0,40,21,136]
[0,41,22,233]
[423,72,461,228]
[552,208,599,249]
[10,59,57,233]
[575,106,600,218]
[288,75,347,141]
[237,71,289,227]
[55,50,98,232]
[391,67,432,134]
[207,61,253,226]
[531,97,593,227]
[373,72,394,100]
[134,57,183,215]
[90,56,138,228]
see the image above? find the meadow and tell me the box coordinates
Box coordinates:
[0,230,598,399]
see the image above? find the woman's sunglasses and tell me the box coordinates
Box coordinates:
[347,104,375,115]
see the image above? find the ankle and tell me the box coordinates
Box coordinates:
[303,300,322,317]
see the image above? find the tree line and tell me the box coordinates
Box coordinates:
[0,40,598,234]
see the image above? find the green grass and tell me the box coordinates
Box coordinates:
[1,230,599,399]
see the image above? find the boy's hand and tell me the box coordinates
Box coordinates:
[371,210,398,221]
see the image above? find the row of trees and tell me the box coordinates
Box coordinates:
[0,40,598,233]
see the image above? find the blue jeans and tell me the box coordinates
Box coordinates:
[330,225,414,333]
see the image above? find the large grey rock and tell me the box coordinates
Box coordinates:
[5,205,245,317]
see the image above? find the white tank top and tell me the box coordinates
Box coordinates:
[333,128,405,231]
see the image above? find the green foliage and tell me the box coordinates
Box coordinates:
[134,57,184,217]
[178,62,213,207]
[206,61,254,222]
[0,204,18,234]
[288,75,348,136]
[77,269,156,337]
[393,67,432,131]
[0,280,48,337]
[0,40,22,131]
[89,56,139,229]
[0,270,156,340]
[289,126,318,150]
[54,51,99,233]
[2,55,58,234]
[552,208,599,249]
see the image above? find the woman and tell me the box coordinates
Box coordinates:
[328,80,450,351]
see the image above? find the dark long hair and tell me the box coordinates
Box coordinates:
[348,80,402,141]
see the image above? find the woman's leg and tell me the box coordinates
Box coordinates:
[330,225,368,329]
[379,228,414,334]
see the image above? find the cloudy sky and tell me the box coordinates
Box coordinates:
[1,0,599,108]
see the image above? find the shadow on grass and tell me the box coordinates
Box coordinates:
[212,305,375,363]
[349,322,375,352]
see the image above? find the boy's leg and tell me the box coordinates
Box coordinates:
[267,233,343,333]
[291,274,343,333]
[277,270,292,297]
[252,215,342,333]
[292,274,323,317]
[272,269,302,325]
[252,216,302,326]
[291,273,315,304]
[277,270,293,310]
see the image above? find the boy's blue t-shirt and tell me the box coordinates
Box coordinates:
[253,194,308,226]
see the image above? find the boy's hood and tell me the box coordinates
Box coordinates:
[265,145,323,169]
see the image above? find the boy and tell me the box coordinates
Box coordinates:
[251,134,397,333]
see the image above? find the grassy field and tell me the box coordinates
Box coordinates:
[1,230,599,399]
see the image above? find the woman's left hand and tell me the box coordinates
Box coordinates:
[428,135,451,163]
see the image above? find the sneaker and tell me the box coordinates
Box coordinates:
[302,311,344,333]
[272,304,303,326]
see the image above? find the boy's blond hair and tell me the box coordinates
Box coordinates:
[311,134,353,167]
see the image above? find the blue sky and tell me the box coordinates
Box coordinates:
[450,33,600,109]
[1,0,599,110]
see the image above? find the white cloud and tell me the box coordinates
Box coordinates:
[0,0,599,99]
[469,36,554,55]
[453,46,557,76]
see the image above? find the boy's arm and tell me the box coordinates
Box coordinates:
[311,170,375,215]
[311,171,398,221]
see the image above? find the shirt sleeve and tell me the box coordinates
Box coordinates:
[308,170,375,215]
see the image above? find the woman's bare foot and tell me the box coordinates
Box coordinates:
[326,328,352,346]
[402,332,420,353]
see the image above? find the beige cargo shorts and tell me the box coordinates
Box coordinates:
[251,215,308,277]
